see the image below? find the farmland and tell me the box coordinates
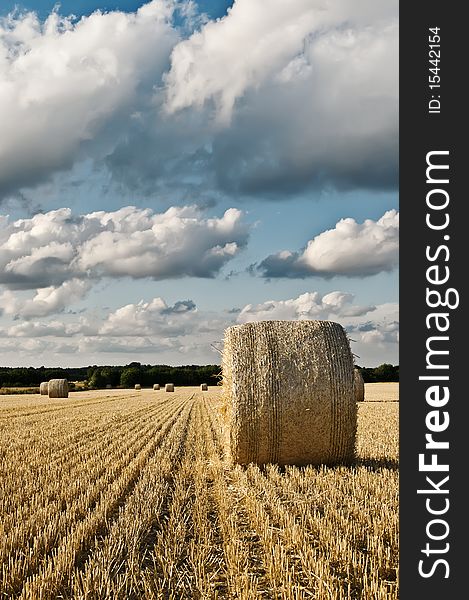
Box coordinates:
[0,385,398,599]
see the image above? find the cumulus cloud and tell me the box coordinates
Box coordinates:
[6,320,70,337]
[98,297,199,337]
[1,0,398,202]
[237,291,376,323]
[0,204,249,292]
[0,290,397,366]
[0,1,178,197]
[0,279,91,319]
[237,291,398,364]
[0,292,229,363]
[258,210,399,278]
[163,0,398,193]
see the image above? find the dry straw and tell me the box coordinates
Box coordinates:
[165,383,175,392]
[48,379,69,398]
[153,384,160,390]
[222,320,357,466]
[200,383,208,391]
[354,368,365,402]
[39,382,49,395]
[135,384,141,390]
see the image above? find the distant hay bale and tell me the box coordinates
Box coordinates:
[222,320,356,466]
[153,384,160,390]
[48,379,69,398]
[165,383,175,392]
[354,368,365,402]
[106,384,112,389]
[200,383,208,391]
[39,382,49,395]
[135,384,141,390]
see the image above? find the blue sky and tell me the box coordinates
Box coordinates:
[1,1,234,19]
[0,0,398,367]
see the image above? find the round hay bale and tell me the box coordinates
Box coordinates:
[153,384,160,390]
[222,320,356,466]
[165,383,174,392]
[48,379,69,398]
[135,384,141,390]
[354,368,365,402]
[39,382,49,395]
[200,383,208,391]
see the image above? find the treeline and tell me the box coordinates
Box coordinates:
[357,363,399,383]
[0,363,221,389]
[0,362,398,388]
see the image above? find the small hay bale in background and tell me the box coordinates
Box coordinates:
[153,384,160,390]
[39,382,49,395]
[222,320,356,466]
[200,383,208,391]
[106,384,112,389]
[354,368,365,402]
[48,379,69,398]
[165,383,175,392]
[135,384,141,390]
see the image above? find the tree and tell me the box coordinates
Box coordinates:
[120,367,141,388]
[89,369,107,389]
[373,363,398,382]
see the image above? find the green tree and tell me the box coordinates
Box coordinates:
[373,363,398,382]
[89,368,107,389]
[120,367,141,388]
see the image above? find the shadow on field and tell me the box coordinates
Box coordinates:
[258,456,399,475]
[354,457,399,471]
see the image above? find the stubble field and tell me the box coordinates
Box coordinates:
[0,384,398,599]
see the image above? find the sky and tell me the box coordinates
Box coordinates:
[0,0,399,368]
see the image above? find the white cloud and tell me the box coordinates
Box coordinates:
[258,210,399,278]
[237,291,398,365]
[0,290,397,366]
[0,279,90,319]
[161,0,398,193]
[0,1,178,196]
[166,0,397,119]
[0,204,249,293]
[76,206,248,280]
[237,291,376,323]
[6,320,69,337]
[98,297,198,337]
[1,0,398,202]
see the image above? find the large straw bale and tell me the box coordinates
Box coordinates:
[200,383,208,391]
[135,384,141,390]
[222,320,356,466]
[48,379,69,398]
[165,383,175,392]
[354,368,365,402]
[39,382,49,395]
[153,384,160,390]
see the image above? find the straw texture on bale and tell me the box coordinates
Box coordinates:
[39,382,49,395]
[135,384,141,390]
[222,320,357,467]
[153,384,160,390]
[165,383,175,392]
[354,368,365,402]
[48,379,69,398]
[200,383,208,391]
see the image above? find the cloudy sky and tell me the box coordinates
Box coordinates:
[0,0,398,368]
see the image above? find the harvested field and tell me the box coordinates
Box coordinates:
[364,382,399,402]
[0,387,398,599]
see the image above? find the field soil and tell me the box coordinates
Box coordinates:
[0,386,398,599]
